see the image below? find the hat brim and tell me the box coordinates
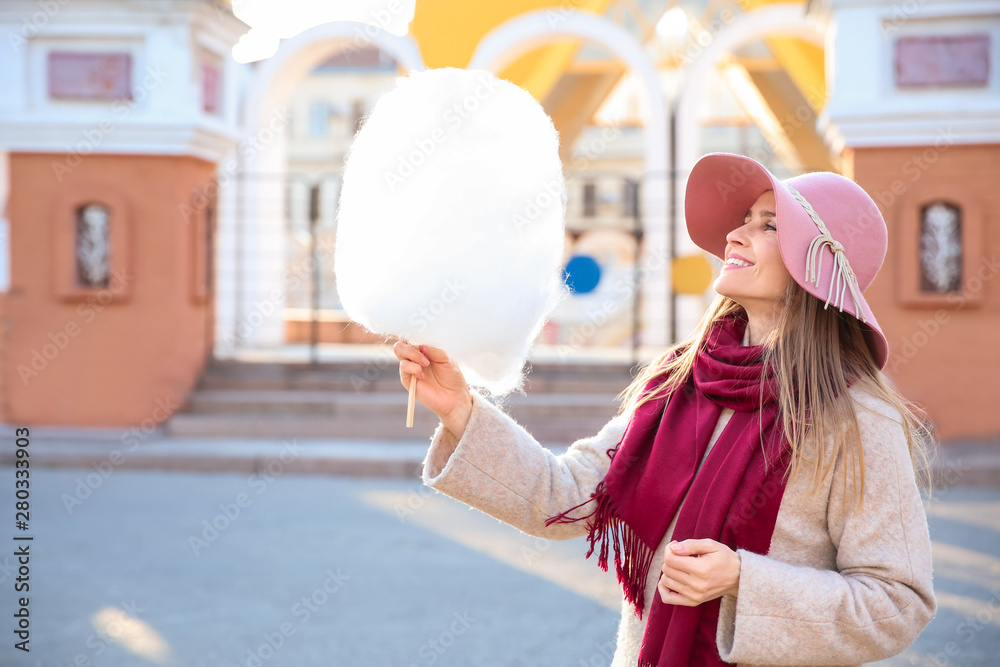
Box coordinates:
[684,153,889,370]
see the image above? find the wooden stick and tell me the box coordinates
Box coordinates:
[406,373,417,427]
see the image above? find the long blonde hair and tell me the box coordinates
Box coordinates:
[615,280,934,510]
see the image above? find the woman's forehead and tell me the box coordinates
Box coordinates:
[746,189,776,213]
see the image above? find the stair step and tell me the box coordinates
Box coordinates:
[169,358,638,442]
[196,361,637,394]
[164,412,616,444]
[199,375,632,394]
[183,389,621,414]
[205,358,638,373]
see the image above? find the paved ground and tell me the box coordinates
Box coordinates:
[2,425,998,487]
[0,466,998,666]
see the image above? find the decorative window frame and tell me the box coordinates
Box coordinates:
[896,186,983,308]
[52,181,132,302]
[187,185,216,304]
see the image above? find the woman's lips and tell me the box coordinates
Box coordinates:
[723,253,755,270]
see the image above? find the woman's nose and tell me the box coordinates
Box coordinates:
[726,224,748,246]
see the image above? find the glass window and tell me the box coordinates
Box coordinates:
[583,182,596,217]
[309,101,329,137]
[622,179,639,218]
[76,203,110,288]
[919,201,962,293]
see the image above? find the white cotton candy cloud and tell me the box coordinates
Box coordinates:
[231,0,416,63]
[334,67,571,396]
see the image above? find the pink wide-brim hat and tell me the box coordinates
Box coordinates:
[685,153,890,370]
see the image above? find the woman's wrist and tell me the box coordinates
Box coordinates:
[727,551,742,597]
[441,390,473,440]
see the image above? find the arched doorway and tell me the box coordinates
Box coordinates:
[673,5,827,328]
[217,22,425,353]
[468,9,673,348]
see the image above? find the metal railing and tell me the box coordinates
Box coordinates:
[225,170,652,366]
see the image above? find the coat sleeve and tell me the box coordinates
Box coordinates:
[715,395,938,665]
[421,389,631,540]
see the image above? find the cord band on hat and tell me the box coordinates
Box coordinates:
[782,183,867,323]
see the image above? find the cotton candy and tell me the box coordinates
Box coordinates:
[334,67,571,396]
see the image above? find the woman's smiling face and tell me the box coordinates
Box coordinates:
[713,189,791,310]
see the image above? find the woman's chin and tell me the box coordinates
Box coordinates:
[713,278,739,301]
[713,282,753,312]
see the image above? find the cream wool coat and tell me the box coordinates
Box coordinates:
[421,382,937,666]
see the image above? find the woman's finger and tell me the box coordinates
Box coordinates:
[657,579,692,606]
[393,340,430,366]
[661,561,696,588]
[399,360,425,380]
[659,573,688,597]
[663,550,703,578]
[420,345,450,363]
[670,538,721,556]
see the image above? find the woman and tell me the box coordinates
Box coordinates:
[393,153,937,666]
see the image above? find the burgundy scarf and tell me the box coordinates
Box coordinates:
[546,311,793,667]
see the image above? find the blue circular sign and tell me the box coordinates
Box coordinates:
[563,255,601,294]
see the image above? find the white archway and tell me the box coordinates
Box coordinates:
[672,3,826,335]
[218,23,425,351]
[243,22,425,135]
[469,9,673,348]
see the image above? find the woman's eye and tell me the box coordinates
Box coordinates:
[765,222,776,231]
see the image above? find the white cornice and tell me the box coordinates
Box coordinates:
[820,113,1000,152]
[0,123,241,164]
[0,0,247,162]
[817,0,1000,149]
[817,0,997,11]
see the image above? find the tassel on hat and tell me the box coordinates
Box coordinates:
[784,183,868,324]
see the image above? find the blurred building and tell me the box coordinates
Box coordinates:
[0,0,996,440]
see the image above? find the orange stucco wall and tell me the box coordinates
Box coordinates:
[4,153,215,428]
[846,144,1000,441]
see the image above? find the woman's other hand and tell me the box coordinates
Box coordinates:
[393,340,472,437]
[657,538,742,606]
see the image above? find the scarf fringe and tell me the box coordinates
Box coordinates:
[545,480,656,620]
